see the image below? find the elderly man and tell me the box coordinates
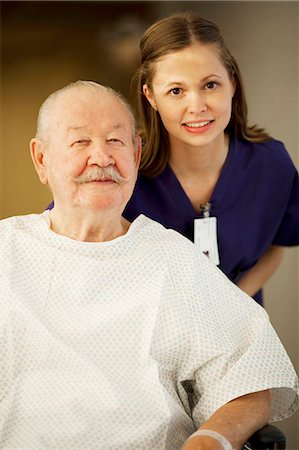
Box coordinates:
[1,81,298,450]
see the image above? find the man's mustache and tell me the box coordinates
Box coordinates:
[73,166,128,185]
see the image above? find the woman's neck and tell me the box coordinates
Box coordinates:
[169,133,230,180]
[168,134,230,213]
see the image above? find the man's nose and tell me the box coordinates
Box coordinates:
[87,142,115,167]
[187,92,207,114]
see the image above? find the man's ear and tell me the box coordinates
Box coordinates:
[134,135,142,170]
[143,84,157,111]
[30,138,48,185]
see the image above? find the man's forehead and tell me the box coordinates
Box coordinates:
[57,87,122,111]
[45,87,134,142]
[66,122,129,134]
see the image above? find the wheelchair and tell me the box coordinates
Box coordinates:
[245,424,285,450]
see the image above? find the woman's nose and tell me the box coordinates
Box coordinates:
[187,92,207,114]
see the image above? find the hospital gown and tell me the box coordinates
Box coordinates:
[1,212,298,449]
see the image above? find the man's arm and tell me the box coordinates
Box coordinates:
[182,390,270,450]
[236,246,285,297]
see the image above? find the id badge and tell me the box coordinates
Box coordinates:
[194,217,220,266]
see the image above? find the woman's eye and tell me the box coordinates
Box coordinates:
[205,81,219,90]
[169,87,182,96]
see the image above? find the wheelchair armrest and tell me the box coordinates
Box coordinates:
[245,424,286,449]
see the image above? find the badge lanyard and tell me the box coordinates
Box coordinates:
[194,202,220,266]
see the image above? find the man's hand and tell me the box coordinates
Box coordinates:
[181,390,270,450]
[182,435,225,450]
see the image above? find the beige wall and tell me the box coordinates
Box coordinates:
[1,1,298,446]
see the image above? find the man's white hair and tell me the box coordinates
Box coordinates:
[35,80,136,141]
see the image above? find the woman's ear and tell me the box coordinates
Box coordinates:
[231,75,236,98]
[30,138,48,185]
[143,84,157,111]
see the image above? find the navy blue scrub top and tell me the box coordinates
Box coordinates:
[123,137,299,304]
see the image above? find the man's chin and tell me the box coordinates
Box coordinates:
[77,196,125,213]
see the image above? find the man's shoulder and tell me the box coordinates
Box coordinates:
[133,214,197,256]
[135,214,191,240]
[1,213,44,235]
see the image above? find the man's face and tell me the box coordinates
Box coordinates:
[36,87,140,215]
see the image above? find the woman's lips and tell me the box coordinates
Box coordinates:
[182,120,214,133]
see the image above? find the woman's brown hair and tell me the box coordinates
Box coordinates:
[132,11,270,177]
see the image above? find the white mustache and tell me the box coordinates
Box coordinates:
[74,166,128,185]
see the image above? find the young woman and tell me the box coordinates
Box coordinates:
[123,11,299,304]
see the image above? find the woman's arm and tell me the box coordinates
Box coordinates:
[236,246,285,297]
[182,390,270,450]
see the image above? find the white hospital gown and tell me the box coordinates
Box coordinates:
[0,212,298,450]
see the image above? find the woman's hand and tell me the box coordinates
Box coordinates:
[237,245,285,297]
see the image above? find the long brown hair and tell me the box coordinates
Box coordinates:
[132,11,270,177]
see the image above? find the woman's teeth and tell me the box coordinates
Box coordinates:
[184,121,211,128]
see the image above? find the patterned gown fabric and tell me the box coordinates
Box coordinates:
[1,212,298,450]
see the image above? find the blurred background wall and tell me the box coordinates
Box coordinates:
[1,1,298,446]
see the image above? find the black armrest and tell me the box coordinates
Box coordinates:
[245,424,286,450]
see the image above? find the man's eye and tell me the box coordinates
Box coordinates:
[169,87,182,96]
[72,140,89,146]
[205,81,219,90]
[108,138,124,144]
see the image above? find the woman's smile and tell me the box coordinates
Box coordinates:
[182,120,215,134]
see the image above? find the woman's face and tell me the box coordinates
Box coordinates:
[143,42,235,150]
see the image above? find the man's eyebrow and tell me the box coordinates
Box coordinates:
[67,124,127,132]
[111,123,127,131]
[66,126,87,133]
